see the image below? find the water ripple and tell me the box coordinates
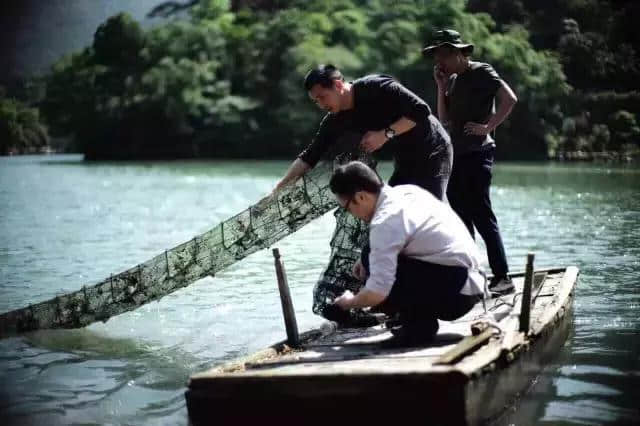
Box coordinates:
[1,156,639,425]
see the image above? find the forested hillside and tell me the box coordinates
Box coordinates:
[3,0,638,159]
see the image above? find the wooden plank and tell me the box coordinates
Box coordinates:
[496,266,566,280]
[186,370,470,425]
[192,328,320,377]
[245,351,447,369]
[458,269,569,376]
[433,327,495,365]
[500,315,525,352]
[532,271,548,303]
[272,248,299,347]
[464,287,576,426]
[186,267,578,426]
[531,266,579,336]
[456,339,503,376]
[500,270,559,358]
[534,272,548,290]
[190,271,570,381]
[519,253,535,333]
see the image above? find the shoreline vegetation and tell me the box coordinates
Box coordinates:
[5,149,639,165]
[1,0,638,161]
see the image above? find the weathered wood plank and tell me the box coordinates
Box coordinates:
[272,248,299,347]
[192,328,320,376]
[519,253,535,332]
[433,327,495,365]
[455,339,503,376]
[187,268,577,426]
[531,266,578,336]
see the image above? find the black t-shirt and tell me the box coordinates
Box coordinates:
[298,75,449,174]
[445,61,503,155]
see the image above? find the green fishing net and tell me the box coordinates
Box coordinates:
[0,135,377,337]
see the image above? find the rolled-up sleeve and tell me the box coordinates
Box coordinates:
[298,113,339,168]
[364,211,409,297]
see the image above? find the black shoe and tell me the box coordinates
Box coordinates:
[321,304,352,324]
[349,311,381,328]
[489,276,515,296]
[389,324,403,336]
[321,304,379,327]
[384,314,402,330]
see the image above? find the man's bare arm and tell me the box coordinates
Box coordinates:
[485,82,517,132]
[464,82,518,136]
[273,158,311,192]
[360,116,417,153]
[334,288,387,310]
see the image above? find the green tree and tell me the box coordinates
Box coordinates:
[469,0,640,157]
[93,13,146,69]
[42,0,634,160]
[0,96,50,155]
[608,110,640,151]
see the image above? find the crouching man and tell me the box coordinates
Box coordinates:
[331,161,485,347]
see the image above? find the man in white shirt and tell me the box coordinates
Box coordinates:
[331,161,485,346]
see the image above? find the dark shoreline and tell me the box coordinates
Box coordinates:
[553,150,640,163]
[3,149,640,164]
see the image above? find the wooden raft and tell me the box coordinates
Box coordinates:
[186,266,578,425]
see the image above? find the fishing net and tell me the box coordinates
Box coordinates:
[0,134,377,337]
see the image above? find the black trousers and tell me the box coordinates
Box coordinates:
[362,248,479,338]
[390,141,453,202]
[447,147,509,278]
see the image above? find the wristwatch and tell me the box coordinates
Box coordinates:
[384,126,396,139]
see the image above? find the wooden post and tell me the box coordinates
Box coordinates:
[272,248,300,347]
[519,253,535,333]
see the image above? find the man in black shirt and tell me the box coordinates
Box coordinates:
[273,64,452,324]
[423,29,518,294]
[274,64,452,201]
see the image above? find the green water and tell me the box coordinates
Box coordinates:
[1,155,639,425]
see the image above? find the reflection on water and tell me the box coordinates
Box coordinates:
[0,330,193,425]
[1,155,639,425]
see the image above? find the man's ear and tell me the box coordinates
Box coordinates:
[333,79,344,91]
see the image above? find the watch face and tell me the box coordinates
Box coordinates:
[385,128,395,138]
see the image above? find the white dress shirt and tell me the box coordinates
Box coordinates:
[365,184,485,297]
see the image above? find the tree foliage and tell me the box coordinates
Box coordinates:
[469,0,640,156]
[37,0,638,160]
[0,93,50,155]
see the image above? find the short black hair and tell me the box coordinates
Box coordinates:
[329,161,383,198]
[304,64,343,91]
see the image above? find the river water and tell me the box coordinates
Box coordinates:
[1,155,638,425]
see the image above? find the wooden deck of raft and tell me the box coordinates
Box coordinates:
[186,266,578,425]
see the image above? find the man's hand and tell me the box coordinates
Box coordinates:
[464,122,492,136]
[360,130,387,153]
[334,290,355,310]
[433,65,448,90]
[352,259,366,281]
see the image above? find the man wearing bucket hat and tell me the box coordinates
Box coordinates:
[423,29,518,295]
